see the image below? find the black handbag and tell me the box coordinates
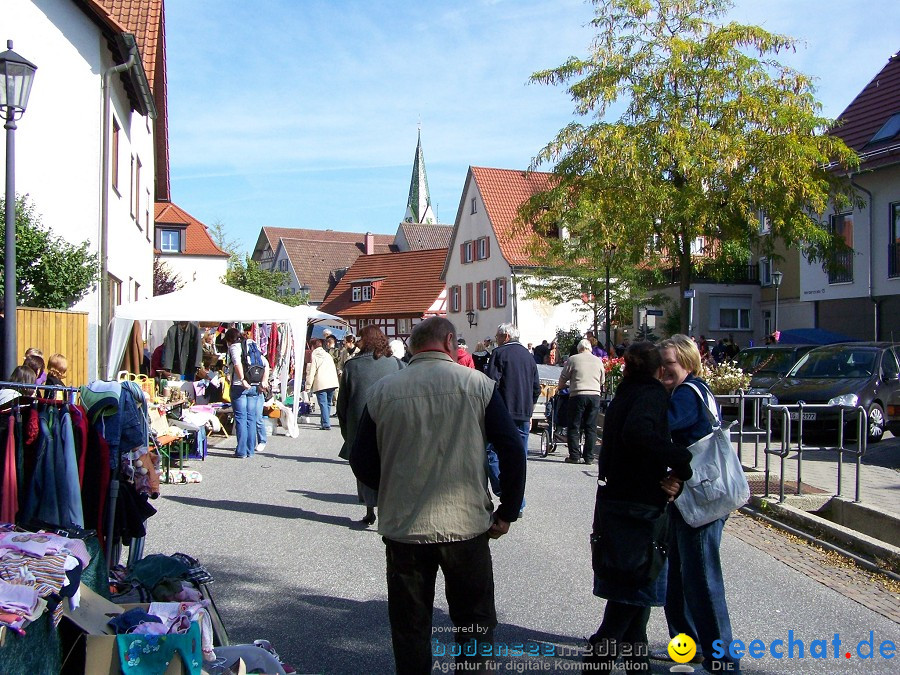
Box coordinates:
[591,498,670,587]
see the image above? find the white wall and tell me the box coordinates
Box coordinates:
[160,255,228,286]
[2,0,155,379]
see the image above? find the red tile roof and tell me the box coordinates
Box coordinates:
[259,227,395,256]
[319,249,449,318]
[470,167,555,266]
[398,223,453,250]
[831,51,900,171]
[154,202,229,257]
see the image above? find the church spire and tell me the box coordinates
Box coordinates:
[404,127,436,224]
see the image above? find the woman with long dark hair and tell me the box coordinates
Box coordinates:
[336,325,405,525]
[586,341,692,672]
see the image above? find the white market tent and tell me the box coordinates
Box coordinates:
[107,281,346,416]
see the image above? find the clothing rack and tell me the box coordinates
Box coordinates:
[0,380,80,404]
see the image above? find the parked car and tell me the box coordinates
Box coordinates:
[768,342,900,443]
[734,345,816,393]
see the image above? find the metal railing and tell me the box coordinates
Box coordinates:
[827,250,854,284]
[761,402,867,503]
[889,242,900,279]
[715,391,775,466]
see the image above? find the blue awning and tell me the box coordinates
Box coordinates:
[778,328,861,345]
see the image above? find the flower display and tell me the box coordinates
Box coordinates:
[603,357,625,394]
[699,360,751,395]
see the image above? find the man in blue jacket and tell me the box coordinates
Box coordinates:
[485,323,540,510]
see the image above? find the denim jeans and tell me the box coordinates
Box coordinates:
[665,508,740,673]
[566,394,601,462]
[232,385,260,458]
[385,533,496,675]
[485,419,529,511]
[255,389,267,446]
[315,388,335,429]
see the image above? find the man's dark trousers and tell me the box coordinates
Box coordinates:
[567,394,602,462]
[385,533,497,674]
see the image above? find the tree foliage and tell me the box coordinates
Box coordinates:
[208,219,240,260]
[153,257,183,296]
[0,195,99,309]
[526,0,859,332]
[224,255,307,306]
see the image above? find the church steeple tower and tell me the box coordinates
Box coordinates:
[404,127,436,224]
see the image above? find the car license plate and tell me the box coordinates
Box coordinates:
[789,412,816,421]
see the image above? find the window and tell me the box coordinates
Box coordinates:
[352,287,362,302]
[890,203,900,278]
[829,213,854,284]
[690,237,706,255]
[476,237,490,260]
[278,259,288,272]
[494,278,507,307]
[144,188,150,235]
[160,230,181,253]
[134,157,141,222]
[719,307,751,330]
[397,318,412,335]
[478,281,490,310]
[362,285,373,301]
[763,310,772,337]
[759,258,772,286]
[460,241,474,264]
[758,210,771,234]
[881,349,899,381]
[471,198,477,214]
[129,156,135,217]
[869,112,900,145]
[134,281,141,302]
[450,285,461,313]
[109,275,122,309]
[111,120,120,193]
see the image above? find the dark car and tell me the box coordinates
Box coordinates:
[768,342,900,443]
[734,345,816,393]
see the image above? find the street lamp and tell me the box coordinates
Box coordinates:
[465,310,477,329]
[1,40,37,378]
[602,244,617,354]
[772,270,783,337]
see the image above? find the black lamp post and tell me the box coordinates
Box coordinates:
[772,270,783,337]
[602,244,617,354]
[466,310,477,329]
[1,40,37,379]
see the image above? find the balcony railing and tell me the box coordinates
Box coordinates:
[828,250,854,284]
[890,242,900,279]
[646,263,760,286]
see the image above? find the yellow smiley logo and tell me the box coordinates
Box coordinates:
[668,633,697,664]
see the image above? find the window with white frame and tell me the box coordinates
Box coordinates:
[462,241,473,264]
[471,198,477,214]
[160,230,180,253]
[710,295,752,330]
[478,281,490,310]
[476,237,488,260]
[397,318,412,334]
[494,278,507,307]
[759,257,772,286]
[690,237,706,255]
[278,259,288,272]
[362,285,374,301]
[450,285,461,313]
[759,210,771,234]
[352,287,362,302]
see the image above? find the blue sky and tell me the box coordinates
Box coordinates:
[164,0,900,255]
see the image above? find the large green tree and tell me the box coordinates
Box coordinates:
[526,0,858,332]
[0,195,99,309]
[224,254,306,306]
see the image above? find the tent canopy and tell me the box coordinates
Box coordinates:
[106,282,346,418]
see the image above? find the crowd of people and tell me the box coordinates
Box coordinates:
[319,317,739,674]
[0,347,71,405]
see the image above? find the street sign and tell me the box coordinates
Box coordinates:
[684,289,695,299]
[646,309,663,316]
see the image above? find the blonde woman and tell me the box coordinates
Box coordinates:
[657,334,738,673]
[43,353,68,399]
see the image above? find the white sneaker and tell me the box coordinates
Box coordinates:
[256,442,266,453]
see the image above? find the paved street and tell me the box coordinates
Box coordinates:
[145,421,899,674]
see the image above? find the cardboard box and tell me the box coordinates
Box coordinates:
[62,585,186,674]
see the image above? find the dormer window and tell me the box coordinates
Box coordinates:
[352,287,361,302]
[351,277,383,302]
[160,230,181,253]
[362,285,373,301]
[869,112,900,145]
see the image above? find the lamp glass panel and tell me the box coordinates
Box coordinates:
[0,61,35,110]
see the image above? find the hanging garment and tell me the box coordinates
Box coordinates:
[68,404,89,488]
[1,418,17,523]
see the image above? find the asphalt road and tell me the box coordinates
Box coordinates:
[144,422,899,674]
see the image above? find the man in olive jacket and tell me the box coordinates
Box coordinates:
[350,317,525,674]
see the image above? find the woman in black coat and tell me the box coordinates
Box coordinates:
[586,341,693,673]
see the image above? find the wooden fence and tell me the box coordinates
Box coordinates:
[16,307,89,387]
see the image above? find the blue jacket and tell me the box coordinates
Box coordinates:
[668,374,716,447]
[485,340,541,422]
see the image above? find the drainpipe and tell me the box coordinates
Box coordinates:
[510,268,519,327]
[98,45,138,379]
[849,176,876,340]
